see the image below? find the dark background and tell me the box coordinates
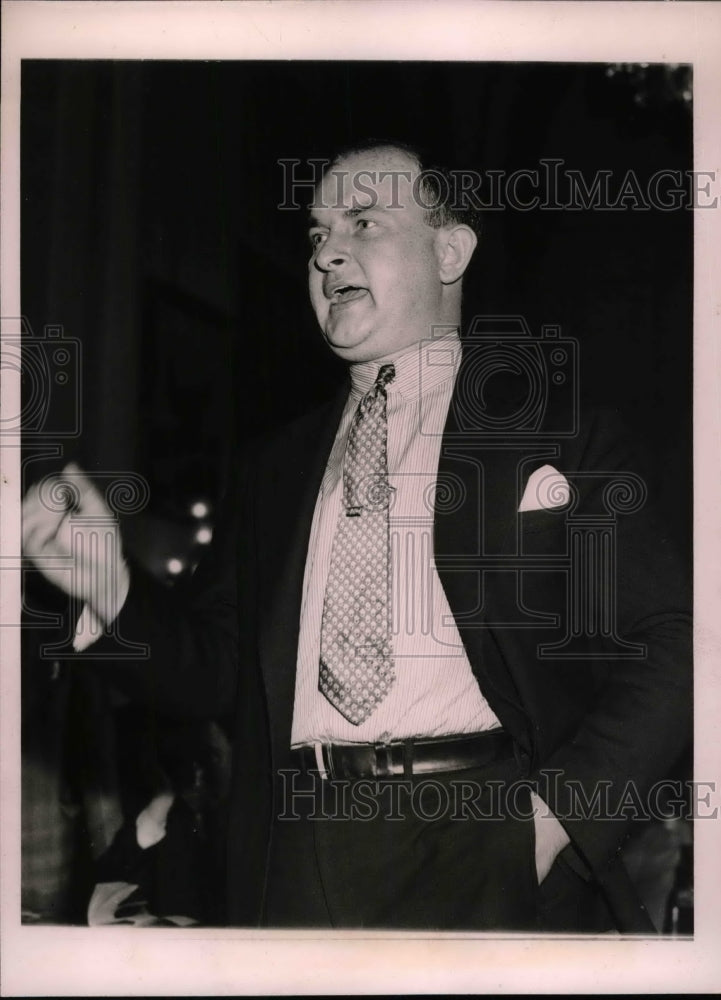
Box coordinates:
[19,60,693,925]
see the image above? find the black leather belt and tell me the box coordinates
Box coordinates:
[292,730,514,780]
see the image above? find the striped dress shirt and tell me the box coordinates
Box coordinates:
[291,330,501,747]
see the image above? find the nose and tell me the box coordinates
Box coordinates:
[313,232,349,272]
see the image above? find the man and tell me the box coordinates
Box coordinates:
[23,141,691,932]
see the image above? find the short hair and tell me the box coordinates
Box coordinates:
[324,137,483,238]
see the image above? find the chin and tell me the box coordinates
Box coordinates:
[324,326,371,356]
[326,342,371,363]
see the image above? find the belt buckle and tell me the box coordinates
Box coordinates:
[374,742,391,779]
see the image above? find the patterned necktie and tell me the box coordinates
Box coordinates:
[319,363,396,724]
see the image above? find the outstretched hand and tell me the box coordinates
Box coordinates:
[22,462,130,628]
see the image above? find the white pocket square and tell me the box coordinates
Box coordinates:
[518,464,570,512]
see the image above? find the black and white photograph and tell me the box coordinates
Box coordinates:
[2,1,720,995]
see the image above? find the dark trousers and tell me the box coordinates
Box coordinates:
[262,756,614,932]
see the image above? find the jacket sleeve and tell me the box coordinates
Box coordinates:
[82,448,257,720]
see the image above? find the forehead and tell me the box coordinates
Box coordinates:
[312,148,422,215]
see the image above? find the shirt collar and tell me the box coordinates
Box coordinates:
[348,328,462,401]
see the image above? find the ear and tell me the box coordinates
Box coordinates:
[436,224,478,284]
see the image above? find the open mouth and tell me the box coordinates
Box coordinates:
[328,284,368,305]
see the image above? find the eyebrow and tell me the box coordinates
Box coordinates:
[307,206,379,227]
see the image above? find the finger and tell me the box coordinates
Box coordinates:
[21,483,43,531]
[23,516,70,562]
[61,463,112,518]
[22,532,73,582]
[22,489,69,553]
[24,532,65,565]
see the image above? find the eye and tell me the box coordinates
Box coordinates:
[356,217,377,232]
[309,230,327,249]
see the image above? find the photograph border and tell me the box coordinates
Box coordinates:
[2,1,720,994]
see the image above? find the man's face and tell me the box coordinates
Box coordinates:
[308,148,446,363]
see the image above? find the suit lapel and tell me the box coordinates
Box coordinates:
[434,347,557,749]
[255,384,349,762]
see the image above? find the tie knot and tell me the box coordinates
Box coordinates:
[376,363,395,390]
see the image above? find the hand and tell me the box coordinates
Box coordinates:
[531,791,570,884]
[22,462,130,627]
[136,791,175,849]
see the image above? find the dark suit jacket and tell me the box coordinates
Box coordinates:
[105,343,692,930]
